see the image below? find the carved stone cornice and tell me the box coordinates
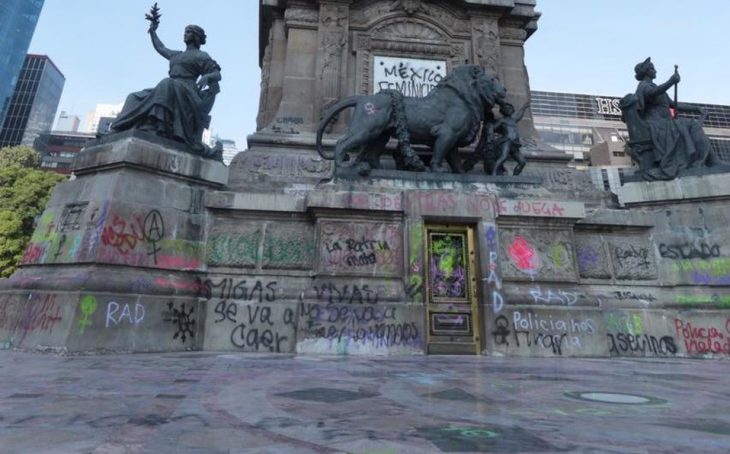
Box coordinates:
[499,20,528,42]
[284,5,319,29]
[350,0,471,37]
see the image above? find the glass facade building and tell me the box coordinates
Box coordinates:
[0,54,65,148]
[35,131,96,175]
[0,0,45,127]
[532,90,730,164]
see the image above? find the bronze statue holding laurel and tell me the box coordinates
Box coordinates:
[112,3,222,159]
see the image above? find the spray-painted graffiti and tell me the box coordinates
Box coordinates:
[105,302,145,328]
[23,203,201,270]
[605,312,676,356]
[607,332,677,356]
[22,202,110,265]
[408,192,494,217]
[142,210,164,264]
[429,232,467,299]
[406,225,424,303]
[0,294,63,342]
[507,236,540,275]
[613,245,652,269]
[676,294,730,308]
[197,278,277,302]
[324,238,391,267]
[262,226,314,269]
[672,257,730,285]
[221,302,290,352]
[77,295,97,334]
[545,244,570,272]
[576,244,600,271]
[208,298,418,353]
[162,302,196,343]
[614,291,656,302]
[492,310,595,355]
[373,56,445,97]
[206,231,260,267]
[101,214,148,256]
[349,193,402,211]
[659,242,721,260]
[528,287,580,306]
[605,312,643,335]
[313,283,381,305]
[299,302,419,350]
[497,199,572,217]
[674,318,730,355]
[485,224,503,313]
[319,221,402,274]
[610,241,657,280]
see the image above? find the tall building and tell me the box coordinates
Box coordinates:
[531,90,730,192]
[85,102,123,133]
[531,90,730,166]
[0,54,64,148]
[0,0,45,128]
[35,130,95,175]
[211,135,238,165]
[56,110,80,132]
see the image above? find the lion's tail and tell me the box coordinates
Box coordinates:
[316,97,359,160]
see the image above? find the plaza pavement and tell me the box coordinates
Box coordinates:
[0,351,728,453]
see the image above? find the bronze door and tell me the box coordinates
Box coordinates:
[424,224,481,354]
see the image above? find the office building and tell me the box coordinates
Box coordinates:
[35,130,95,175]
[211,136,238,165]
[0,54,64,149]
[0,0,45,127]
[531,90,730,165]
[56,111,80,132]
[85,102,123,134]
[531,90,730,192]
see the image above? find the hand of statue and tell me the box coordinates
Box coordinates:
[197,75,210,91]
[670,72,681,85]
[698,107,708,123]
[145,3,161,34]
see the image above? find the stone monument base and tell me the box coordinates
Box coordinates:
[2,133,730,359]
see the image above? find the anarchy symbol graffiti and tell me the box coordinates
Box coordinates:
[143,210,165,264]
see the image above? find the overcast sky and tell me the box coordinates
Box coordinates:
[29,0,730,149]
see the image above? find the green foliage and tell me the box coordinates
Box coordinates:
[0,160,64,277]
[0,145,41,168]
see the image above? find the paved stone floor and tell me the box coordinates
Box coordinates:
[0,352,729,453]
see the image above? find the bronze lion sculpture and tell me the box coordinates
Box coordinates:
[316,65,507,175]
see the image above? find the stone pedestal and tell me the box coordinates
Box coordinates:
[0,132,228,353]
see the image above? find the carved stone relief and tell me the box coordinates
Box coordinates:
[471,15,500,74]
[317,3,349,110]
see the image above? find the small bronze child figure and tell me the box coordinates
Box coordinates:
[489,102,529,176]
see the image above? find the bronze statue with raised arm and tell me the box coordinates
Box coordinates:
[620,57,718,180]
[111,3,222,158]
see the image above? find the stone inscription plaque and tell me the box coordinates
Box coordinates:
[318,221,403,276]
[373,56,446,96]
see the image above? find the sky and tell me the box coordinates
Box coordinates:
[28,0,730,150]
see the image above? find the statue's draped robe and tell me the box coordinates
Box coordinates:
[112,49,220,151]
[635,80,711,180]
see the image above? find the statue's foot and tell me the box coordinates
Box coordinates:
[405,156,427,172]
[357,162,372,176]
[430,162,451,173]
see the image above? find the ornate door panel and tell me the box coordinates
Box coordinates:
[425,224,481,354]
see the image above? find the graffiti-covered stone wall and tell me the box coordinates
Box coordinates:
[3,133,730,359]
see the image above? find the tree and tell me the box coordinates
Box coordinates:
[0,146,64,277]
[0,145,41,168]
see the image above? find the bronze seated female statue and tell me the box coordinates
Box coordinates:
[111,4,221,159]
